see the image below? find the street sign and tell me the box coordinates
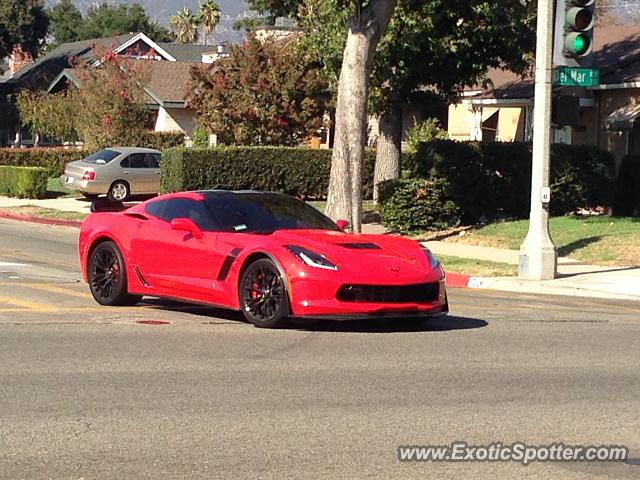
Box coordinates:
[554,67,599,87]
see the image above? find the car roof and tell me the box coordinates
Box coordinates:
[151,190,290,202]
[107,146,161,154]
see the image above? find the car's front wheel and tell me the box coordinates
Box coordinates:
[88,241,141,306]
[108,181,130,202]
[239,258,289,328]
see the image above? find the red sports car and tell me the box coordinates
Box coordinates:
[79,190,448,328]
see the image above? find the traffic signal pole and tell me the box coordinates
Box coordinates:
[518,0,558,280]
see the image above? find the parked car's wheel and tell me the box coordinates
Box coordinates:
[108,181,130,202]
[239,258,289,328]
[88,241,141,306]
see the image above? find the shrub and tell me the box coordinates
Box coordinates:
[378,177,461,233]
[161,147,377,199]
[132,131,185,150]
[410,140,498,223]
[405,140,615,224]
[190,127,209,148]
[0,166,49,199]
[405,118,449,153]
[613,155,640,216]
[0,147,85,177]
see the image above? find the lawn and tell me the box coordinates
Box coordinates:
[444,216,640,266]
[46,177,81,198]
[0,205,87,222]
[438,255,516,277]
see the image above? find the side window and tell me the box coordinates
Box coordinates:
[145,199,167,219]
[129,153,148,169]
[120,157,130,169]
[147,153,160,168]
[161,198,219,231]
[147,153,161,168]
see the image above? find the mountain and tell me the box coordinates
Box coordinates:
[45,0,253,44]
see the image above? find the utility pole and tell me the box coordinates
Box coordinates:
[518,0,558,280]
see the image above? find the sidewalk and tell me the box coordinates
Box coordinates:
[1,196,639,302]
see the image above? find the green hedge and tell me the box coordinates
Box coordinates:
[161,146,376,199]
[378,177,461,233]
[0,148,85,177]
[613,155,640,216]
[381,140,616,232]
[407,140,615,221]
[0,166,49,199]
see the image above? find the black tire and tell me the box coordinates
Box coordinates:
[239,258,289,328]
[108,181,130,202]
[87,241,142,306]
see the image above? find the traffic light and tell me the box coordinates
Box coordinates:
[553,0,595,67]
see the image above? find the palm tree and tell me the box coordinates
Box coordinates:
[169,8,199,44]
[198,0,221,46]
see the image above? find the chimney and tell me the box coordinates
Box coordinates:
[8,46,32,76]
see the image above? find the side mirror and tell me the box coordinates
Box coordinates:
[171,218,204,239]
[336,219,349,230]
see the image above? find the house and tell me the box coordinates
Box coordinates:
[446,25,640,166]
[0,33,227,146]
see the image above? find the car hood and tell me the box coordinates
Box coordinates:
[268,229,433,277]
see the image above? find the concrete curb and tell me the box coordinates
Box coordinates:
[0,211,82,228]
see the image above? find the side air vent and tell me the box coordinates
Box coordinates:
[336,243,381,250]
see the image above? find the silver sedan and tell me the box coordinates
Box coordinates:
[60,147,162,201]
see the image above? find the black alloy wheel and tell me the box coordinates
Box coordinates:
[88,241,141,306]
[239,259,289,328]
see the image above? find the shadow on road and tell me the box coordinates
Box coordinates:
[140,299,488,333]
[289,315,488,333]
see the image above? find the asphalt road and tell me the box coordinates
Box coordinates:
[1,218,639,479]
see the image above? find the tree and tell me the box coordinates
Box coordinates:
[325,0,397,230]
[17,48,150,149]
[246,0,397,230]
[170,8,200,44]
[47,0,83,47]
[0,0,48,61]
[82,3,173,43]
[248,0,538,225]
[47,1,173,46]
[370,0,536,201]
[188,34,330,146]
[198,0,221,46]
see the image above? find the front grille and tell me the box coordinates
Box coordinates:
[336,282,439,304]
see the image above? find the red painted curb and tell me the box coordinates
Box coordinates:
[0,211,82,228]
[445,272,471,288]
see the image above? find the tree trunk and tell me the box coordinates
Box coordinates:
[325,0,397,232]
[373,101,402,203]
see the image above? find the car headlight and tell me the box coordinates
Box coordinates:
[286,245,338,271]
[421,247,440,269]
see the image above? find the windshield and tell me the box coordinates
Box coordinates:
[203,193,340,233]
[82,149,120,164]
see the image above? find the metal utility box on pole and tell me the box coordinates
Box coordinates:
[518,0,558,280]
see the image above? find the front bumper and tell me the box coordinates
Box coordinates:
[287,269,448,318]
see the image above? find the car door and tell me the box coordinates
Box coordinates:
[119,153,148,194]
[146,153,162,193]
[134,198,226,303]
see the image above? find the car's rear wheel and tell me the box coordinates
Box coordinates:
[88,241,141,306]
[239,259,289,328]
[108,181,130,202]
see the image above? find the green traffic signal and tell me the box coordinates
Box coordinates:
[565,32,591,56]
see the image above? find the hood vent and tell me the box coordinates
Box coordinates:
[336,242,381,250]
